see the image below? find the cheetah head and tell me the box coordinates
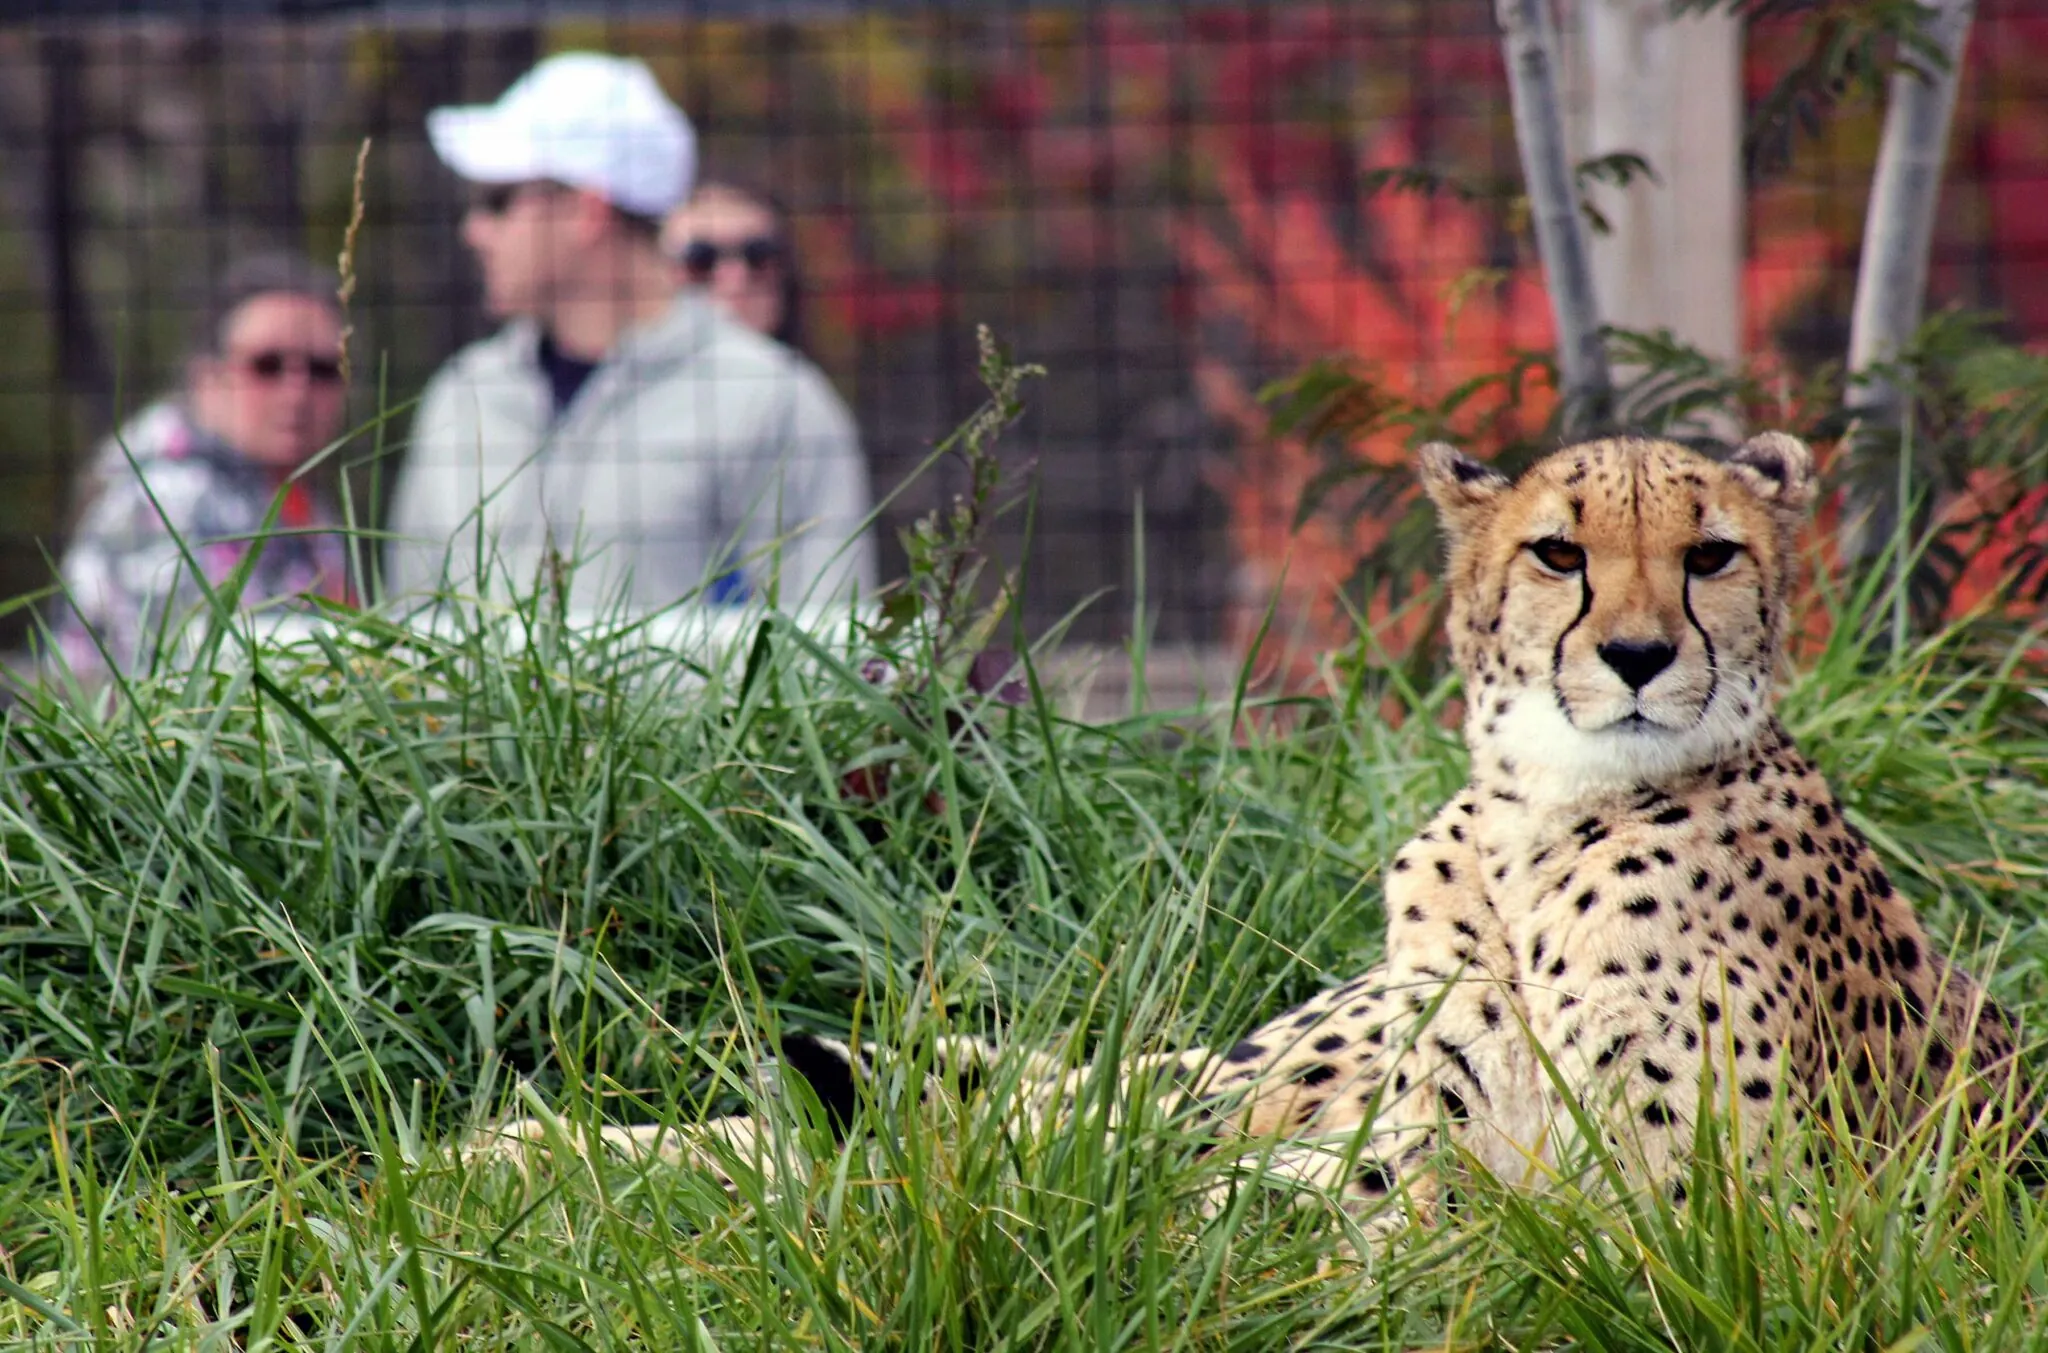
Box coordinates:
[1418,433,1816,800]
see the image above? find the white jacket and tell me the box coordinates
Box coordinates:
[383,293,877,614]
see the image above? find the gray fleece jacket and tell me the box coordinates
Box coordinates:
[383,292,877,614]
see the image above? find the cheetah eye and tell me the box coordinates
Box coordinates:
[1529,538,1586,574]
[1684,540,1742,577]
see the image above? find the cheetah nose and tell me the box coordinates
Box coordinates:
[1598,639,1677,691]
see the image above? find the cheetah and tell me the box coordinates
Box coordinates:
[471,433,2030,1228]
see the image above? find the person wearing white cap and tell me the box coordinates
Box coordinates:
[383,51,876,618]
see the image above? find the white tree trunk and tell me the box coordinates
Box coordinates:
[1841,0,1976,562]
[1498,0,1613,430]
[1582,0,1744,364]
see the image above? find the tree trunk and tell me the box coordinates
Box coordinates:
[1582,0,1743,363]
[1498,0,1613,434]
[1841,0,1975,564]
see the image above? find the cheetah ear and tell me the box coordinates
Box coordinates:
[1416,441,1509,531]
[1727,432,1817,514]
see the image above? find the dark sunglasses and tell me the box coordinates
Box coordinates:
[467,181,559,217]
[235,350,345,385]
[677,236,784,279]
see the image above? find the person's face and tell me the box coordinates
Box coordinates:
[461,181,603,320]
[662,189,787,337]
[188,292,348,470]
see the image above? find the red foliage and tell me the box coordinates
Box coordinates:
[1177,130,1557,683]
[822,3,2046,681]
[1929,470,2048,624]
[1175,119,1843,688]
[804,215,948,340]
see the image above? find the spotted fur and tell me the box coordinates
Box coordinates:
[470,434,2032,1228]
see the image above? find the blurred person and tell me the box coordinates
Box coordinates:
[384,52,876,617]
[48,251,355,683]
[662,179,805,353]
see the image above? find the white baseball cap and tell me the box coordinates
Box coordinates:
[426,52,696,218]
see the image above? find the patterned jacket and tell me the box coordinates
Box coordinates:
[50,400,352,683]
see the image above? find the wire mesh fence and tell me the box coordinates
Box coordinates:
[0,0,2041,669]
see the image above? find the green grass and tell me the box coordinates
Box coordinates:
[1,552,2045,1349]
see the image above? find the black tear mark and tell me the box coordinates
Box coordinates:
[1679,570,1721,721]
[1552,565,1596,720]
